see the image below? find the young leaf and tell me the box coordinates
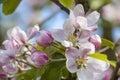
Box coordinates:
[2,0,21,15]
[88,53,108,62]
[101,38,115,49]
[59,0,74,8]
[41,61,65,80]
[88,53,116,67]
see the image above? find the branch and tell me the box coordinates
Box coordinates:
[50,0,69,14]
[111,61,120,80]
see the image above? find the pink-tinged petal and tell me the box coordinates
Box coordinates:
[37,30,52,46]
[103,67,113,80]
[0,50,13,66]
[63,19,75,35]
[73,4,85,16]
[66,59,77,73]
[76,16,88,29]
[77,68,93,80]
[88,34,101,49]
[79,30,91,40]
[65,47,79,60]
[51,29,67,42]
[27,24,39,40]
[86,11,100,26]
[87,57,109,73]
[80,42,95,54]
[3,63,17,74]
[3,40,19,50]
[7,27,28,45]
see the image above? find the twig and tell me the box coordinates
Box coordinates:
[50,0,69,14]
[111,61,120,80]
[98,47,109,53]
[50,58,66,62]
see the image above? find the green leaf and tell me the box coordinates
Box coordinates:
[0,0,6,3]
[61,66,69,79]
[16,68,46,80]
[109,61,116,67]
[88,53,116,67]
[88,53,108,62]
[59,0,74,8]
[2,0,21,15]
[101,38,115,49]
[41,61,65,80]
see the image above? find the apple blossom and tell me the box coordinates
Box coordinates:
[7,25,39,45]
[36,30,53,46]
[30,51,49,67]
[66,47,109,80]
[69,4,100,31]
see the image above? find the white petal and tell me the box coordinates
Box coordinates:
[65,47,79,60]
[66,59,77,73]
[77,68,93,80]
[80,42,95,54]
[87,57,109,73]
[61,40,73,47]
[69,10,75,20]
[51,29,67,42]
[73,4,85,16]
[63,19,75,34]
[87,11,100,26]
[76,16,88,29]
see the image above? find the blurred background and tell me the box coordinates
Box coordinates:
[0,0,120,46]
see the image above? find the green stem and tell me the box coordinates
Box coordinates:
[50,58,66,62]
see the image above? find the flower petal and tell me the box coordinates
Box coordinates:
[65,47,79,60]
[27,24,39,40]
[61,40,73,47]
[86,11,100,26]
[7,27,28,44]
[66,59,77,73]
[87,57,109,73]
[51,29,67,42]
[77,68,93,80]
[73,4,85,16]
[76,16,88,29]
[63,19,75,34]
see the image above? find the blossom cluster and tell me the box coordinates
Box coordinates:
[0,4,111,80]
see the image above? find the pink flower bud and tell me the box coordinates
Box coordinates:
[88,34,101,49]
[36,30,52,46]
[0,71,7,80]
[31,51,49,67]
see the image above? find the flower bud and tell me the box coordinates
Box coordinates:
[37,30,52,46]
[31,51,49,67]
[0,71,7,80]
[88,34,101,49]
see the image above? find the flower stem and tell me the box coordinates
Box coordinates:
[50,58,66,62]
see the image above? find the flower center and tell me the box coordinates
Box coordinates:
[76,56,87,69]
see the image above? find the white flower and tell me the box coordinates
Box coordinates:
[66,47,109,80]
[69,4,100,31]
